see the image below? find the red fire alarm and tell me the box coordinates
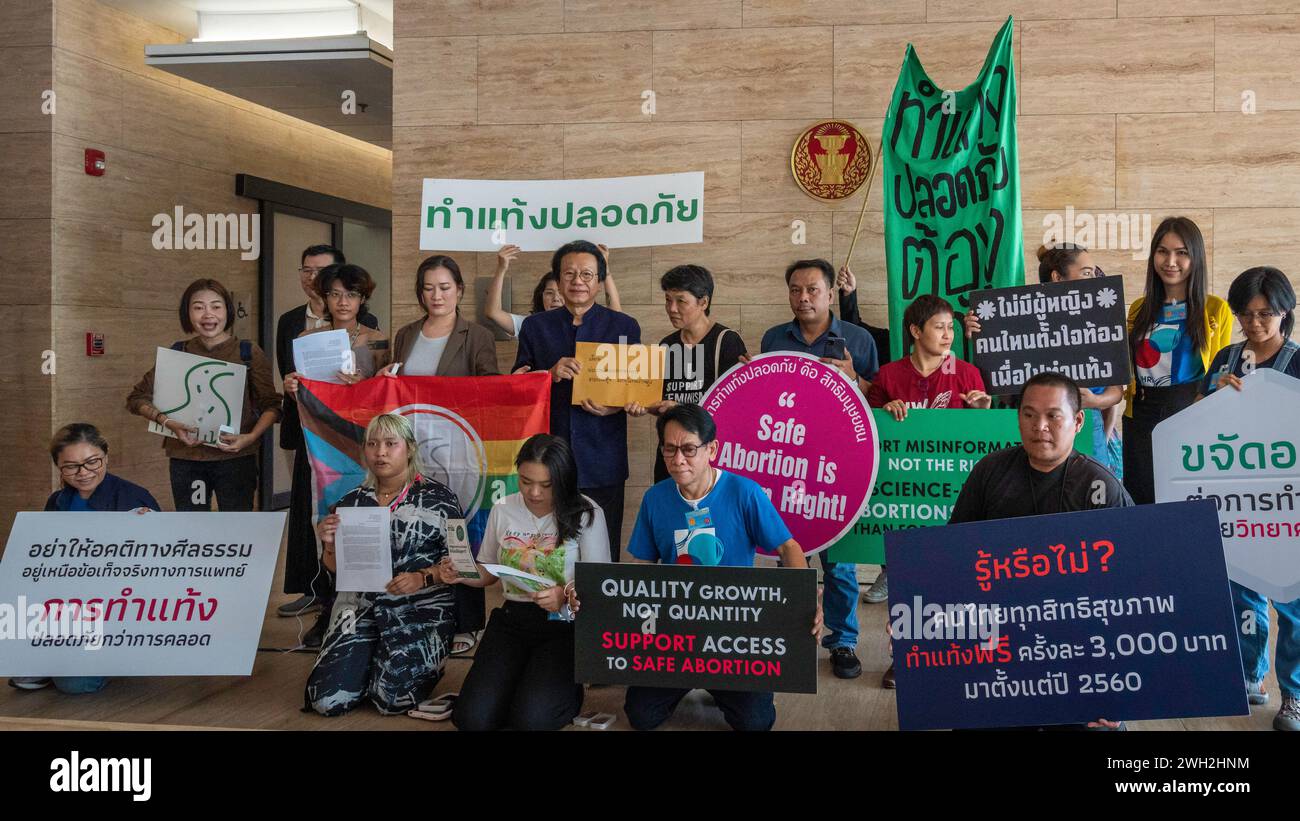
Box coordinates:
[85,148,105,176]
[86,332,105,356]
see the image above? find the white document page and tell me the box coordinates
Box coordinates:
[335,506,393,593]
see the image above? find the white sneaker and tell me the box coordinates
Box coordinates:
[863,570,889,604]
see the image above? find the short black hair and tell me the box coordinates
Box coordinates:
[1020,371,1081,416]
[656,403,717,447]
[551,240,607,283]
[660,264,714,316]
[302,244,345,266]
[1228,266,1296,338]
[902,294,954,353]
[785,258,835,291]
[317,263,376,317]
[179,278,236,333]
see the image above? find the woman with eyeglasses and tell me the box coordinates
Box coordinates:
[281,263,389,646]
[1196,267,1300,732]
[1122,217,1232,504]
[126,278,282,512]
[9,423,159,695]
[512,239,641,561]
[284,263,389,392]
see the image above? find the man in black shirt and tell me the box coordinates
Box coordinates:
[949,371,1132,524]
[948,371,1132,730]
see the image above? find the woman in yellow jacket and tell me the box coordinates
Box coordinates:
[1122,216,1233,504]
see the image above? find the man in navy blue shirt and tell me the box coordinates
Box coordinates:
[761,258,879,681]
[513,240,640,560]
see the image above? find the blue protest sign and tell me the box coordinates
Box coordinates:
[885,500,1247,730]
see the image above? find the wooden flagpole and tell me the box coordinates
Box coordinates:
[841,140,881,271]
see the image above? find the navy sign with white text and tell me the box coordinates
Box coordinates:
[886,501,1246,730]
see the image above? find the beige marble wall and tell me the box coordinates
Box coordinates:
[394,0,1300,544]
[0,0,394,530]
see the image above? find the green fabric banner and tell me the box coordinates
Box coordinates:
[882,16,1024,362]
[825,409,1094,565]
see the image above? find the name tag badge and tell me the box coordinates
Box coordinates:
[1161,303,1187,322]
[684,506,713,531]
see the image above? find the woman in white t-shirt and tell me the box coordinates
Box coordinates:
[442,433,610,730]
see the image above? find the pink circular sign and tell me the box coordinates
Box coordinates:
[701,352,879,556]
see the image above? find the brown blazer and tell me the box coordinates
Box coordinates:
[390,314,499,376]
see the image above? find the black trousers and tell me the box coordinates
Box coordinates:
[452,601,582,731]
[1122,383,1199,505]
[624,685,775,731]
[581,483,625,562]
[285,447,333,598]
[169,455,258,512]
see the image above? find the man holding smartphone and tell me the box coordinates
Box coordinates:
[760,259,879,681]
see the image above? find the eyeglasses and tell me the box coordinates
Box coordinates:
[1236,310,1283,322]
[661,443,705,459]
[561,271,596,283]
[59,456,104,477]
[299,266,327,276]
[326,290,362,302]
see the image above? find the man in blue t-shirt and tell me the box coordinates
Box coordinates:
[760,258,879,682]
[614,404,821,731]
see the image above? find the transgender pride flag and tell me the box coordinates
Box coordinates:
[296,373,550,551]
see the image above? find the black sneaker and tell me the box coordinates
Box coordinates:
[829,646,862,679]
[302,615,327,649]
[277,594,321,618]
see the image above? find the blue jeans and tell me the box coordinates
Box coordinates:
[52,677,107,694]
[1232,581,1300,699]
[820,559,859,649]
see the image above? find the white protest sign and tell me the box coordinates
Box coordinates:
[147,346,247,448]
[419,173,704,252]
[0,512,285,676]
[1154,368,1300,602]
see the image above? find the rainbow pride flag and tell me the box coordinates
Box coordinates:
[296,373,551,550]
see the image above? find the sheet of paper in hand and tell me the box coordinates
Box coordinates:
[147,346,247,448]
[293,329,353,384]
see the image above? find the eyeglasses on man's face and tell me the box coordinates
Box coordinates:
[561,271,596,283]
[661,442,705,459]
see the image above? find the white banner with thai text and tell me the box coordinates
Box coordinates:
[419,173,704,251]
[0,512,285,676]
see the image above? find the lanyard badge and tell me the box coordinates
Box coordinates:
[1161,302,1187,322]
